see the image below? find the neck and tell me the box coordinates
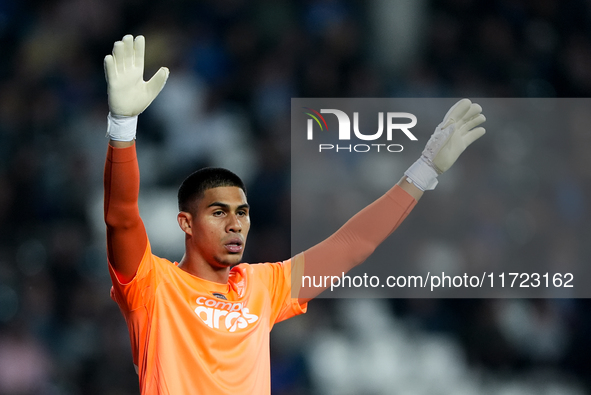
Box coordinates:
[178,253,231,284]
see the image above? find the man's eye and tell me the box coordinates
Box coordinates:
[213,211,224,216]
[237,210,248,217]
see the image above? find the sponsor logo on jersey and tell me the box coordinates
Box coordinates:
[212,292,227,300]
[194,296,259,332]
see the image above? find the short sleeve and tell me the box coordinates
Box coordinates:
[251,259,308,326]
[108,239,159,312]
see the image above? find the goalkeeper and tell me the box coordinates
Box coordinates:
[103,35,485,395]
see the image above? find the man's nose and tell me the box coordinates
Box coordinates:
[227,214,242,232]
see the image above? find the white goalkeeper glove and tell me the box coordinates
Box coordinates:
[104,34,169,141]
[404,99,486,191]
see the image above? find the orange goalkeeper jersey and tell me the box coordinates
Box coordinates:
[108,242,307,395]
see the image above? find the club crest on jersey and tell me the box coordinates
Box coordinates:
[194,296,259,332]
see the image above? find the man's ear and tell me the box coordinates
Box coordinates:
[177,212,193,236]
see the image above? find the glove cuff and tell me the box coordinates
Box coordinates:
[106,112,138,141]
[404,157,439,191]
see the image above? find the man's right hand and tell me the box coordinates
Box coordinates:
[104,35,169,143]
[105,34,169,117]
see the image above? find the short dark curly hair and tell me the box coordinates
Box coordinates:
[178,168,246,213]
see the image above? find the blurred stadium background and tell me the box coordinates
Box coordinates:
[1,0,591,394]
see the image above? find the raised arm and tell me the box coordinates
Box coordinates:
[103,35,169,282]
[296,99,486,302]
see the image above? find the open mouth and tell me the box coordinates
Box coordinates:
[224,239,243,253]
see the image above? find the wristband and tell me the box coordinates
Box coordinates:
[106,112,138,141]
[404,157,439,191]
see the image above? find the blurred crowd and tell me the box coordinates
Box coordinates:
[1,0,591,394]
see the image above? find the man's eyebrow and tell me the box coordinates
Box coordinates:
[207,202,250,210]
